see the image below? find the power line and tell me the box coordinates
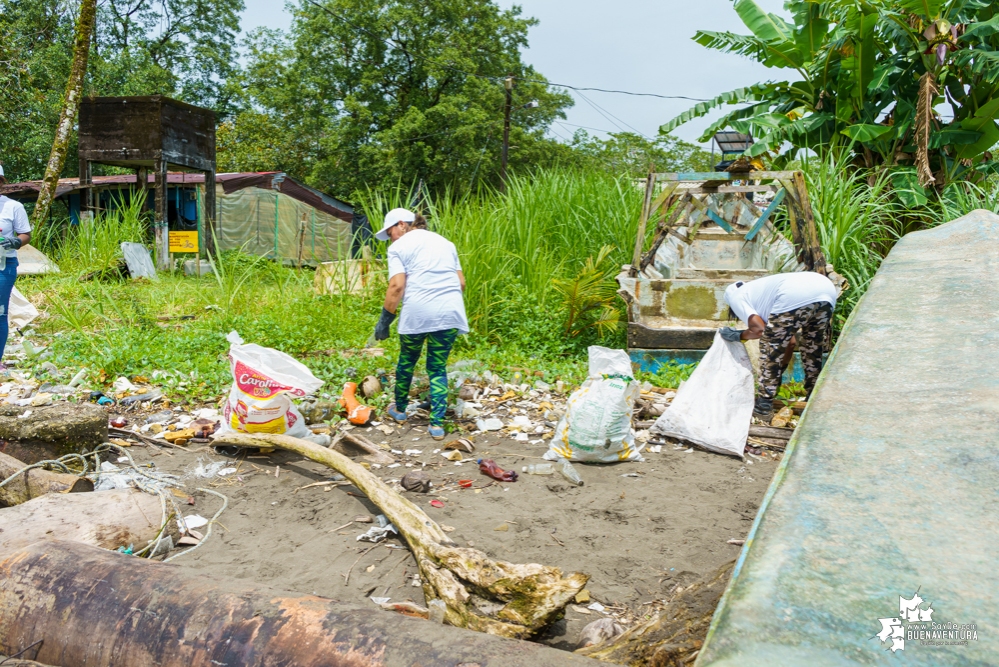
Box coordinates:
[303,0,710,103]
[573,90,650,138]
[556,120,635,136]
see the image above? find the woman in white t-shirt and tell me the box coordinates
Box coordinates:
[0,165,32,374]
[721,271,836,420]
[372,208,468,440]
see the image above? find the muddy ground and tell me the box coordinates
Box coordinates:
[128,411,779,652]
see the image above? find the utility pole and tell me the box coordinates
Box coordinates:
[500,75,513,192]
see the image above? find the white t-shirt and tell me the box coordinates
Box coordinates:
[0,196,31,259]
[725,272,837,324]
[387,229,469,335]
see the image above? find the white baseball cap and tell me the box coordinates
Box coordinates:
[0,164,5,178]
[375,207,415,241]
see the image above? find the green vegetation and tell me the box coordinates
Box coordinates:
[637,360,696,389]
[0,0,712,201]
[22,169,651,402]
[665,0,999,196]
[360,168,645,354]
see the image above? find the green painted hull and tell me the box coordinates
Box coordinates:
[697,210,999,666]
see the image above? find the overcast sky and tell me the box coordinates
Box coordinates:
[241,0,789,149]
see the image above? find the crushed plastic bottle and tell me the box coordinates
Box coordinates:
[555,458,584,486]
[477,458,518,482]
[522,463,555,475]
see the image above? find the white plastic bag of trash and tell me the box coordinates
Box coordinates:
[544,346,643,463]
[651,332,754,457]
[217,331,323,439]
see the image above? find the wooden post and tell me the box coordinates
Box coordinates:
[203,170,216,256]
[791,171,827,274]
[629,167,656,277]
[154,157,169,271]
[78,158,93,220]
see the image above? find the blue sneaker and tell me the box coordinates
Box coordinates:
[386,403,407,424]
[428,425,445,440]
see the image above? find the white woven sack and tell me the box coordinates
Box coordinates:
[545,346,643,463]
[651,332,753,457]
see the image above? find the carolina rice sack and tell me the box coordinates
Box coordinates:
[545,346,643,463]
[218,331,323,438]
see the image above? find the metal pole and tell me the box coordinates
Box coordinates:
[500,75,513,192]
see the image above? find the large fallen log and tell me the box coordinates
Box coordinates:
[0,450,93,506]
[576,560,735,665]
[0,403,107,464]
[0,655,56,667]
[0,488,169,553]
[0,540,601,667]
[213,432,588,639]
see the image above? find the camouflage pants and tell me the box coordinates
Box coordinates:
[758,302,833,402]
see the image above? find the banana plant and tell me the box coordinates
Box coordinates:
[663,0,999,194]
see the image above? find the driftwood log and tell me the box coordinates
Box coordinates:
[0,540,601,667]
[0,403,107,463]
[0,488,170,553]
[577,560,735,666]
[336,430,395,465]
[0,656,56,667]
[747,425,793,440]
[0,450,93,506]
[213,432,588,639]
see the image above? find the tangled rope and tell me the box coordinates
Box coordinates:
[0,442,228,560]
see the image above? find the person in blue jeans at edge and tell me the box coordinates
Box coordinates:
[372,208,468,441]
[0,165,31,376]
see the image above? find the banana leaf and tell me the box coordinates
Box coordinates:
[841,123,893,142]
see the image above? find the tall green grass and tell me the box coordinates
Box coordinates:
[359,169,644,353]
[804,154,902,322]
[51,192,149,277]
[804,152,999,326]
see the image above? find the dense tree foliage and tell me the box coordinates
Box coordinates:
[566,131,714,177]
[220,0,575,194]
[0,0,710,198]
[0,0,243,181]
[665,0,999,202]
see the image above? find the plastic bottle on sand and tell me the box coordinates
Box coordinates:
[555,458,584,486]
[522,463,555,475]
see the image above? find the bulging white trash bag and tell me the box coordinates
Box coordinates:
[8,287,38,330]
[651,332,753,457]
[218,331,323,438]
[545,346,643,463]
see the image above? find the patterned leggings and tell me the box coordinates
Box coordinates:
[758,302,833,402]
[395,329,458,426]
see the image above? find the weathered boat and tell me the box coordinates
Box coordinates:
[616,170,835,375]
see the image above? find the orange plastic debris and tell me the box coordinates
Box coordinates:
[338,382,373,425]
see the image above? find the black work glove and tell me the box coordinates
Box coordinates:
[374,307,396,341]
[0,237,22,250]
[719,326,743,342]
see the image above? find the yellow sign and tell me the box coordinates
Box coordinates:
[168,231,199,253]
